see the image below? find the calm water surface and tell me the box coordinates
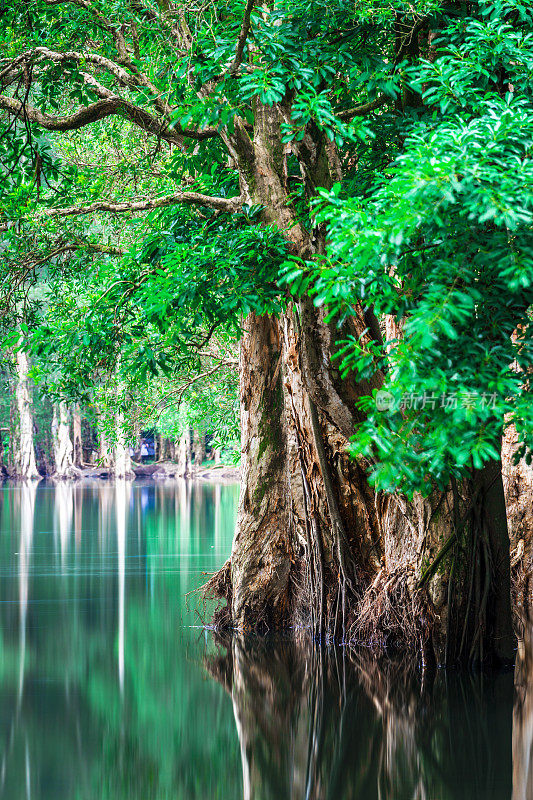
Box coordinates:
[0,480,529,800]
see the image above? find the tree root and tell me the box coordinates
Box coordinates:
[201,559,233,630]
[349,568,435,663]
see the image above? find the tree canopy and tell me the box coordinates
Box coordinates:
[0,0,531,490]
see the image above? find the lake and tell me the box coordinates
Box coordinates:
[0,480,529,799]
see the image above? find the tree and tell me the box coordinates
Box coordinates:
[51,399,76,478]
[8,343,40,480]
[1,0,529,664]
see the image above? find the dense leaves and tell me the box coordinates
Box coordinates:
[284,0,533,494]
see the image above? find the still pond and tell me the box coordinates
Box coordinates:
[0,480,529,799]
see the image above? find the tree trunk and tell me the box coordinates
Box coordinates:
[206,98,515,666]
[503,425,533,615]
[8,347,40,480]
[192,429,206,467]
[114,409,134,479]
[98,423,114,469]
[72,404,83,467]
[175,429,191,477]
[51,401,77,479]
[228,313,293,630]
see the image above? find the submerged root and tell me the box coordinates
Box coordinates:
[350,568,435,664]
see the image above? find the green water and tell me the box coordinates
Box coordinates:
[0,480,526,799]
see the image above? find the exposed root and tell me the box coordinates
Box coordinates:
[201,558,233,630]
[511,539,530,636]
[350,568,435,664]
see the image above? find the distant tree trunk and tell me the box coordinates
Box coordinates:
[8,347,40,480]
[114,409,133,479]
[176,430,191,477]
[0,428,7,470]
[193,430,206,467]
[98,426,113,468]
[159,436,171,461]
[213,449,221,465]
[72,404,83,467]
[168,438,176,461]
[51,401,76,478]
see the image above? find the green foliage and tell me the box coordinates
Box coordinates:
[283,0,533,495]
[2,0,532,493]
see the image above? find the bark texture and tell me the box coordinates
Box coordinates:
[228,313,292,630]
[503,426,533,614]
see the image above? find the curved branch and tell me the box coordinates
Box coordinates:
[43,192,243,218]
[15,47,137,88]
[337,95,391,121]
[0,93,218,141]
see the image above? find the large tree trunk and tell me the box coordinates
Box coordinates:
[207,98,515,666]
[8,347,40,480]
[51,401,77,479]
[227,313,293,630]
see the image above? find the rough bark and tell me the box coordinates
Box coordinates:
[8,347,40,480]
[228,313,292,630]
[503,426,533,614]
[51,401,77,479]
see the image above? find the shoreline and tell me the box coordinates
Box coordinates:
[0,462,241,484]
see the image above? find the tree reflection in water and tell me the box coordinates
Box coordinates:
[208,634,515,800]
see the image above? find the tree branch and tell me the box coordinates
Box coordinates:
[43,192,244,218]
[228,0,256,75]
[337,95,391,121]
[0,92,218,142]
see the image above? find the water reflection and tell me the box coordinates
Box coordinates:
[207,634,515,800]
[0,480,532,800]
[0,479,241,800]
[514,624,533,800]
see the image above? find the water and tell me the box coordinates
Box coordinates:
[0,480,529,800]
